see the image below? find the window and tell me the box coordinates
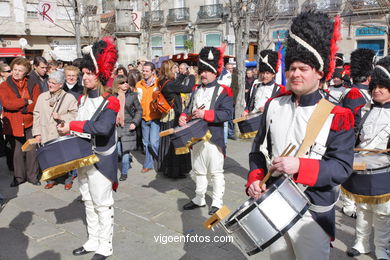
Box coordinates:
[174,0,185,8]
[357,39,385,56]
[174,34,187,54]
[26,3,38,18]
[0,2,10,17]
[205,33,221,47]
[151,0,160,11]
[151,35,163,57]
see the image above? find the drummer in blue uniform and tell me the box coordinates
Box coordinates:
[246,11,355,259]
[242,49,285,116]
[179,46,234,215]
[340,48,376,219]
[57,37,119,260]
[344,56,390,260]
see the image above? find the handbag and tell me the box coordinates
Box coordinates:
[151,80,173,114]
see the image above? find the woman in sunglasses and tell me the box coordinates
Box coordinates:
[112,74,142,181]
[0,63,11,84]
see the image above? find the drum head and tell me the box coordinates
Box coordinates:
[354,153,390,171]
[225,176,310,255]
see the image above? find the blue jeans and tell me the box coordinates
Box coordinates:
[141,119,160,169]
[117,141,132,175]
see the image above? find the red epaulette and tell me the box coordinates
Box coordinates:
[192,84,199,91]
[323,89,330,94]
[277,84,287,94]
[106,95,120,113]
[330,105,354,131]
[220,84,233,97]
[345,88,363,100]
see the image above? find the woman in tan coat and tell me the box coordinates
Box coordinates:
[33,70,78,189]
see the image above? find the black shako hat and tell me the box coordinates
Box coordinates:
[198,46,224,76]
[370,56,390,91]
[258,49,278,74]
[350,48,375,80]
[285,11,340,81]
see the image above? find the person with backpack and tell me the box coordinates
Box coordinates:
[157,60,195,178]
[0,57,41,187]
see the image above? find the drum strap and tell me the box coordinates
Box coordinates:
[294,98,339,213]
[360,123,390,151]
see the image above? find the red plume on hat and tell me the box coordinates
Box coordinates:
[326,15,341,81]
[96,36,118,84]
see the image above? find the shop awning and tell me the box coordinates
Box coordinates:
[0,48,25,57]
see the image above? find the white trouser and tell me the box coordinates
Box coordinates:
[191,141,225,208]
[78,165,114,257]
[341,192,356,216]
[352,200,390,259]
[268,211,331,260]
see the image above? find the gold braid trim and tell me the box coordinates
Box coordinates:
[41,154,100,181]
[239,131,258,139]
[175,131,212,155]
[341,186,390,205]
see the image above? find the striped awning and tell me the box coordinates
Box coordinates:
[0,48,24,57]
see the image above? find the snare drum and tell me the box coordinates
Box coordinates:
[224,175,310,256]
[37,135,99,181]
[171,119,210,154]
[237,113,262,139]
[342,153,390,204]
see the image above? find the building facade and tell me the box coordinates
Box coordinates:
[0,0,101,62]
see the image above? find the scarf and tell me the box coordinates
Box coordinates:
[116,89,126,127]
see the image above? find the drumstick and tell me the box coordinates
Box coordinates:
[233,111,262,123]
[362,148,390,156]
[186,104,205,122]
[159,105,205,137]
[259,143,296,188]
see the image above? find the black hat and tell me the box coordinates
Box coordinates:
[258,50,278,74]
[350,48,375,80]
[285,11,340,81]
[81,36,118,85]
[335,53,344,67]
[370,56,390,91]
[198,47,223,75]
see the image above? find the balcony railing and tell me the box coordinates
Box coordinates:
[277,0,299,16]
[351,0,380,11]
[197,4,223,23]
[142,10,164,28]
[166,8,190,25]
[301,0,342,12]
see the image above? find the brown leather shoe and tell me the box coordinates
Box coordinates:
[64,183,72,190]
[141,168,152,173]
[44,183,56,189]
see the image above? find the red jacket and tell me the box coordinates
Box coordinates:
[0,77,40,137]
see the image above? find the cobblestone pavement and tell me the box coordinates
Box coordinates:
[0,139,375,260]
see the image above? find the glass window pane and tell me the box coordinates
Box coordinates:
[151,36,163,46]
[357,40,385,56]
[175,35,187,46]
[206,33,221,47]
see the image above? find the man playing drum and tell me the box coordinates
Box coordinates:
[242,49,285,116]
[179,46,234,216]
[344,56,390,260]
[246,11,355,259]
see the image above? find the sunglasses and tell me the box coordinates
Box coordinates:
[119,81,128,84]
[3,70,11,73]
